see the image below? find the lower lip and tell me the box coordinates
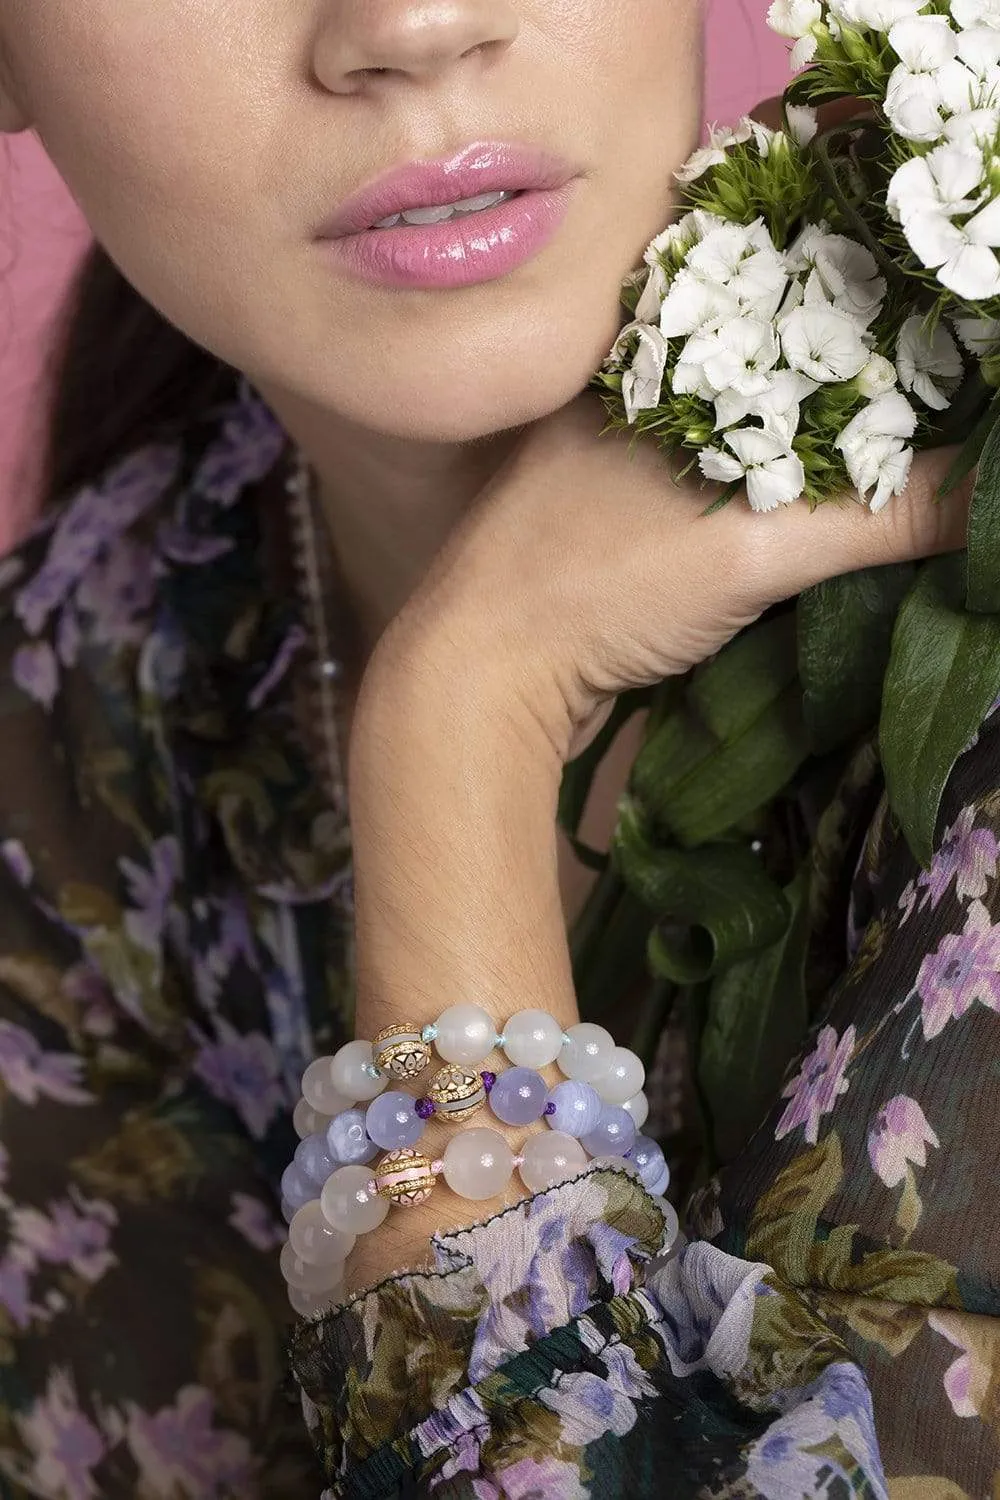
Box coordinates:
[321,184,577,290]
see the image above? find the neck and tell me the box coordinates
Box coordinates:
[257,388,522,660]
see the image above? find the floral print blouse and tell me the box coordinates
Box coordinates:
[0,377,998,1499]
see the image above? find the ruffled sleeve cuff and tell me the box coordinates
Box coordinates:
[289,1163,669,1494]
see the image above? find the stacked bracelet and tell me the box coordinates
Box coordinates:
[279,1007,673,1316]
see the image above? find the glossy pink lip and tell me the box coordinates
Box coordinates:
[315,141,581,291]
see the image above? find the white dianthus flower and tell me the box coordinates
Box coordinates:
[856,353,899,397]
[658,270,741,339]
[886,144,985,224]
[785,105,819,145]
[609,322,670,424]
[895,316,963,409]
[767,0,823,38]
[713,369,819,446]
[953,0,1000,29]
[829,0,930,32]
[676,319,782,400]
[674,120,754,184]
[952,314,1000,352]
[835,392,918,511]
[905,198,1000,298]
[779,304,871,383]
[787,224,886,327]
[698,428,807,512]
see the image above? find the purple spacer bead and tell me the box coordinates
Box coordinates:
[481,1071,497,1093]
[544,1102,557,1116]
[415,1097,436,1120]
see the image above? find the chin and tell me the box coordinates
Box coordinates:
[318,292,628,444]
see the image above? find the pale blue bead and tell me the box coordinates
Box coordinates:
[581,1105,637,1158]
[365,1090,425,1150]
[280,1162,317,1211]
[294,1131,338,1187]
[649,1164,671,1199]
[326,1108,378,1165]
[280,1197,296,1224]
[630,1134,667,1191]
[544,1080,602,1138]
[489,1067,548,1126]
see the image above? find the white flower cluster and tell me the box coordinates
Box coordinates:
[769,0,1000,299]
[611,193,962,511]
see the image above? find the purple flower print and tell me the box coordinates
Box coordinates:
[867,1095,940,1188]
[15,1368,107,1500]
[75,535,156,646]
[915,899,1000,1039]
[124,1385,255,1498]
[14,442,180,636]
[227,1193,284,1253]
[0,838,34,888]
[62,963,117,1039]
[12,1190,118,1283]
[0,1021,93,1106]
[928,1311,985,1418]
[917,806,999,910]
[0,1247,35,1330]
[12,641,59,711]
[475,1456,588,1500]
[193,392,288,508]
[774,1025,855,1144]
[120,836,181,954]
[540,1340,655,1448]
[248,625,307,712]
[193,1018,284,1139]
[155,518,235,566]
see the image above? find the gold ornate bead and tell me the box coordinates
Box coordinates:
[428,1064,487,1123]
[373,1149,438,1207]
[373,1024,432,1080]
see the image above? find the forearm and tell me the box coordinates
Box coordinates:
[345,640,580,1285]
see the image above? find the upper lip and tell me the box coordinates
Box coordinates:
[316,141,580,238]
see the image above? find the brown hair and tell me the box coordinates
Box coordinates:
[32,239,239,514]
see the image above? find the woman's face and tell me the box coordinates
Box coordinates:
[0,2,703,442]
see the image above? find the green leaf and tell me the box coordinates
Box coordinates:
[797,565,915,754]
[697,867,812,1166]
[631,616,811,846]
[881,553,1000,866]
[966,412,1000,612]
[613,796,790,984]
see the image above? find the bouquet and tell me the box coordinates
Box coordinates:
[566,0,1000,1185]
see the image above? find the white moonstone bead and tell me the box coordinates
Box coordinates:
[621,1091,650,1131]
[434,1004,497,1065]
[301,1058,354,1117]
[442,1127,514,1200]
[293,1098,332,1140]
[330,1040,387,1102]
[560,1023,615,1083]
[502,1008,564,1068]
[519,1131,588,1192]
[595,1047,646,1105]
[288,1200,356,1266]
[288,1284,342,1318]
[321,1165,389,1235]
[280,1241,344,1293]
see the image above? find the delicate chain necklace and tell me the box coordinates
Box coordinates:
[285,446,346,807]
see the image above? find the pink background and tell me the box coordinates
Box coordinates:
[0,6,789,548]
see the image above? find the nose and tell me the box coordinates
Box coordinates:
[313,1,520,95]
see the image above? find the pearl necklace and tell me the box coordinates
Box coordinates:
[285,445,346,807]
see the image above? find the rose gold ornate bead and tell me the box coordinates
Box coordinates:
[372,1024,432,1080]
[428,1064,488,1123]
[373,1149,438,1207]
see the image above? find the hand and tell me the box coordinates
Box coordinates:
[371,392,971,764]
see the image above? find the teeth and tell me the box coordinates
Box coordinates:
[372,190,514,231]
